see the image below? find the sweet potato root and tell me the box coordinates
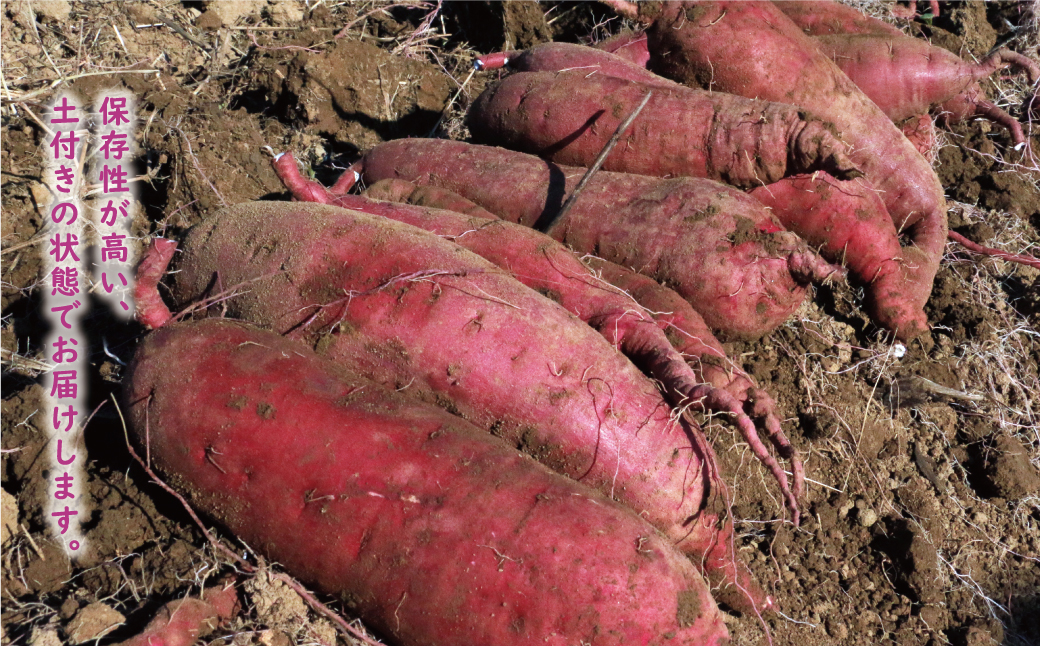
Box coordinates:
[123,318,730,646]
[467,69,861,189]
[345,138,843,340]
[167,202,772,610]
[275,158,803,523]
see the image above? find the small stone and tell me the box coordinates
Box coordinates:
[857,508,878,527]
[65,603,125,644]
[982,434,1040,500]
[826,617,849,641]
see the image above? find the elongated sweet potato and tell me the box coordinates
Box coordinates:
[344,138,843,340]
[811,33,1038,145]
[604,0,946,339]
[467,69,861,189]
[601,4,1038,144]
[275,157,802,520]
[168,202,772,611]
[123,318,729,646]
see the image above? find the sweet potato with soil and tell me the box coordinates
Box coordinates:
[589,33,945,158]
[595,6,1037,145]
[123,318,730,646]
[114,583,238,646]
[467,69,862,189]
[600,0,947,340]
[342,138,843,340]
[275,157,802,519]
[811,33,1039,146]
[168,202,772,611]
[472,42,931,335]
[749,172,930,339]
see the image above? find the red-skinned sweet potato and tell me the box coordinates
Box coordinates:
[595,30,651,67]
[123,318,729,646]
[274,157,803,521]
[593,8,1037,145]
[811,33,1038,145]
[168,202,772,611]
[342,138,843,340]
[470,42,930,337]
[749,172,930,339]
[600,0,947,340]
[114,583,238,646]
[770,0,905,37]
[467,69,861,189]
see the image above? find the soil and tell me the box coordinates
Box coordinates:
[2,2,1038,646]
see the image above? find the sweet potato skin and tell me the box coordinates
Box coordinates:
[354,138,842,340]
[123,319,729,646]
[468,69,860,189]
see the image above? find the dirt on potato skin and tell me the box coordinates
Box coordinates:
[2,2,1039,646]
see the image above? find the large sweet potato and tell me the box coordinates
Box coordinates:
[343,138,842,341]
[467,69,861,189]
[123,318,730,646]
[168,202,771,610]
[274,157,802,520]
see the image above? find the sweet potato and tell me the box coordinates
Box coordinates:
[123,318,730,646]
[168,202,771,610]
[625,1,1039,144]
[343,138,843,340]
[595,30,651,67]
[114,583,238,646]
[479,42,665,88]
[275,157,802,520]
[901,114,938,162]
[749,172,930,339]
[467,69,862,189]
[610,0,947,339]
[770,0,904,37]
[811,33,1038,145]
[358,176,804,486]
